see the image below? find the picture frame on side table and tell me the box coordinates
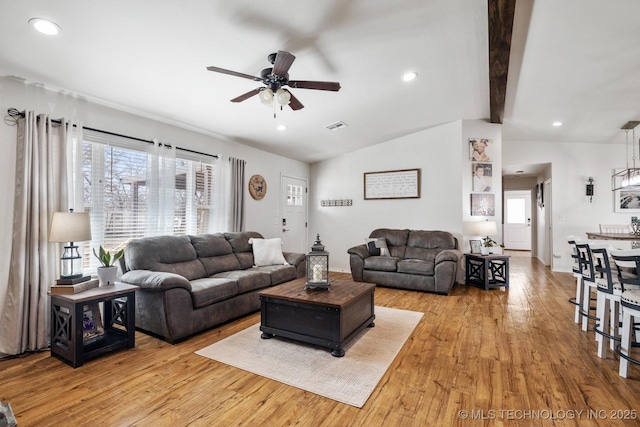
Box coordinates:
[614,188,640,213]
[82,302,104,344]
[470,239,482,254]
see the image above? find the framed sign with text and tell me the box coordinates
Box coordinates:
[364,168,421,200]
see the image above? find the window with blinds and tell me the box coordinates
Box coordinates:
[81,131,217,273]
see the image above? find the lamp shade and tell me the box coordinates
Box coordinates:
[49,211,92,243]
[474,220,497,237]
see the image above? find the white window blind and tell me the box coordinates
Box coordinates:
[82,130,219,274]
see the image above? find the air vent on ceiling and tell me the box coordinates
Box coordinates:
[325,121,348,131]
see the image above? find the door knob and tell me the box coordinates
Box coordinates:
[282,228,290,232]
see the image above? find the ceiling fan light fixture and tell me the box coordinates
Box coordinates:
[275,88,291,106]
[29,18,61,36]
[259,88,273,106]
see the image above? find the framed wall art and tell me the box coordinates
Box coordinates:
[471,163,493,192]
[615,188,640,213]
[364,168,421,200]
[470,193,495,216]
[469,138,493,162]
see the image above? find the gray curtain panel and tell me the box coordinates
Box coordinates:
[229,157,245,232]
[0,112,72,354]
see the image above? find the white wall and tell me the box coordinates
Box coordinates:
[309,119,501,273]
[0,76,309,301]
[503,139,630,272]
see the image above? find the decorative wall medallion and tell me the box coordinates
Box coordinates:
[249,174,267,200]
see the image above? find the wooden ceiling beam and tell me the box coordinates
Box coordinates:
[488,0,516,124]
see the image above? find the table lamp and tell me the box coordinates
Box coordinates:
[49,209,92,284]
[475,220,498,243]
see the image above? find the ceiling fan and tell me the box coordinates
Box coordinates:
[206,50,341,113]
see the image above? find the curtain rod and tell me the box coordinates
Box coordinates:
[6,108,218,159]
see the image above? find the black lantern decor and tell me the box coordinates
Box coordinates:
[306,234,330,290]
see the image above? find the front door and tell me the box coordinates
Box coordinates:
[504,190,532,250]
[281,175,308,253]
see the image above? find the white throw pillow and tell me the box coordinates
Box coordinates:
[248,237,289,266]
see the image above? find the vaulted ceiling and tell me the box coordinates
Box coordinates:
[1,0,638,165]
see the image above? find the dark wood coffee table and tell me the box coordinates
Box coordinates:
[258,278,375,357]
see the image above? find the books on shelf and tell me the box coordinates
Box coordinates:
[50,278,99,295]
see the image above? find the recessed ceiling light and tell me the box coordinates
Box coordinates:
[402,71,418,82]
[552,121,563,127]
[29,18,61,36]
[276,124,287,131]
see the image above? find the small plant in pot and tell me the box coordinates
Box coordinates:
[481,237,498,255]
[93,246,124,287]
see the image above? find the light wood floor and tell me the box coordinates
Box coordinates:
[2,258,640,426]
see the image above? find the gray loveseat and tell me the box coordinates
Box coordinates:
[348,228,462,295]
[118,231,306,343]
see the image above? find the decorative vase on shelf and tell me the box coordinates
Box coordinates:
[97,266,117,287]
[480,246,490,255]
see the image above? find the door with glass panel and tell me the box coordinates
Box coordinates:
[281,175,307,253]
[504,190,532,250]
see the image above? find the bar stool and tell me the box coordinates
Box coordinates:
[576,242,602,332]
[567,236,585,324]
[592,247,622,358]
[609,250,640,378]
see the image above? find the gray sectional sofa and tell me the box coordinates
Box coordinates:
[348,228,462,295]
[118,231,306,343]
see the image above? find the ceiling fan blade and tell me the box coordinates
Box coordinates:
[207,66,261,81]
[288,80,341,91]
[272,51,296,77]
[230,88,262,103]
[285,90,304,110]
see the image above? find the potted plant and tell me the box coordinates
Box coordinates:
[93,246,124,287]
[481,236,498,255]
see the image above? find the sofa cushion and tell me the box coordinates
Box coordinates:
[405,247,441,262]
[249,237,288,266]
[189,277,239,308]
[191,233,242,276]
[370,228,410,246]
[365,238,390,256]
[397,259,434,276]
[125,235,206,281]
[225,231,264,253]
[364,256,399,272]
[213,269,271,293]
[408,230,457,249]
[253,264,298,285]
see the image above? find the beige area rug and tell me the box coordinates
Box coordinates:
[195,306,423,408]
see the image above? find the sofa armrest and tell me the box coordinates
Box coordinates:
[283,252,307,278]
[348,244,370,282]
[283,252,305,268]
[347,244,370,260]
[435,249,462,264]
[120,270,192,292]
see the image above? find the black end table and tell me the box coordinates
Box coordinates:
[465,253,510,290]
[50,283,138,367]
